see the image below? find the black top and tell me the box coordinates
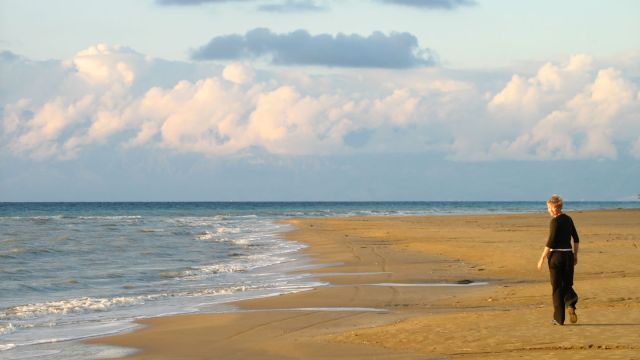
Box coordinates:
[546,213,580,249]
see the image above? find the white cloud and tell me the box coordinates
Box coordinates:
[488,54,593,119]
[1,46,638,161]
[222,63,255,85]
[10,95,96,159]
[481,56,639,160]
[67,44,146,86]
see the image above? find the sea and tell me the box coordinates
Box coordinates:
[1,201,638,359]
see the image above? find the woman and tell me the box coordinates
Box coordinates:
[537,194,580,325]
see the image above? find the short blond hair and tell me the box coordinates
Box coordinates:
[547,194,563,211]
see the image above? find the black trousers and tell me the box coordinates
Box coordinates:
[548,251,578,324]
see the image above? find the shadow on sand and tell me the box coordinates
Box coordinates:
[571,323,640,327]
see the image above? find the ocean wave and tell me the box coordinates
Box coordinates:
[140,228,164,233]
[0,344,16,351]
[171,282,311,298]
[176,253,290,280]
[179,284,254,297]
[181,263,249,278]
[0,215,64,223]
[232,238,250,246]
[0,247,56,259]
[193,227,242,241]
[165,217,220,227]
[76,216,143,220]
[0,281,304,322]
[193,231,216,241]
[32,215,64,221]
[0,248,28,258]
[0,323,16,336]
[0,296,155,320]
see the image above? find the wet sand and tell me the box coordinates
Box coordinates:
[92,209,640,359]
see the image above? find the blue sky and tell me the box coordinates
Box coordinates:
[1,0,639,201]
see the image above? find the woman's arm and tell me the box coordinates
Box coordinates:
[571,219,579,265]
[537,246,550,270]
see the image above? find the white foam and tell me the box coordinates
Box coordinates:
[0,213,317,359]
[0,343,16,351]
[0,349,61,359]
[194,226,246,241]
[1,296,156,319]
[165,217,219,227]
[193,231,216,241]
[0,323,16,335]
[0,248,28,257]
[76,216,142,220]
[232,238,250,245]
[216,226,240,234]
[181,263,248,278]
[32,216,63,220]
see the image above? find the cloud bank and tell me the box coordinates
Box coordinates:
[192,28,436,68]
[1,45,639,162]
[156,0,252,5]
[157,0,473,10]
[258,0,327,12]
[378,0,476,9]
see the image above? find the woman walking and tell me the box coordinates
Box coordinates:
[537,195,580,325]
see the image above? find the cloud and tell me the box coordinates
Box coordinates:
[377,0,476,9]
[482,57,640,160]
[68,44,143,86]
[2,46,638,163]
[488,54,593,117]
[1,50,21,62]
[156,0,252,5]
[2,45,439,160]
[155,0,474,10]
[257,0,327,12]
[192,28,436,68]
[222,63,255,84]
[156,0,327,12]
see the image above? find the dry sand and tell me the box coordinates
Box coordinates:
[91,209,640,359]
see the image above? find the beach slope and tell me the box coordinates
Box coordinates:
[92,210,640,359]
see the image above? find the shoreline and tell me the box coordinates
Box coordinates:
[91,209,640,359]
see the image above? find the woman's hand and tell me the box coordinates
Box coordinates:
[574,254,578,266]
[537,247,550,271]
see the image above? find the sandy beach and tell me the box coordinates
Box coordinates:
[92,209,640,359]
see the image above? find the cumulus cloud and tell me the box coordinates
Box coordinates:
[8,95,96,160]
[2,46,638,162]
[483,56,640,160]
[222,63,255,84]
[378,0,476,9]
[67,44,143,87]
[191,28,437,68]
[488,54,593,117]
[2,45,437,160]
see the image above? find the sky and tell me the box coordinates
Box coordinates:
[0,0,639,201]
